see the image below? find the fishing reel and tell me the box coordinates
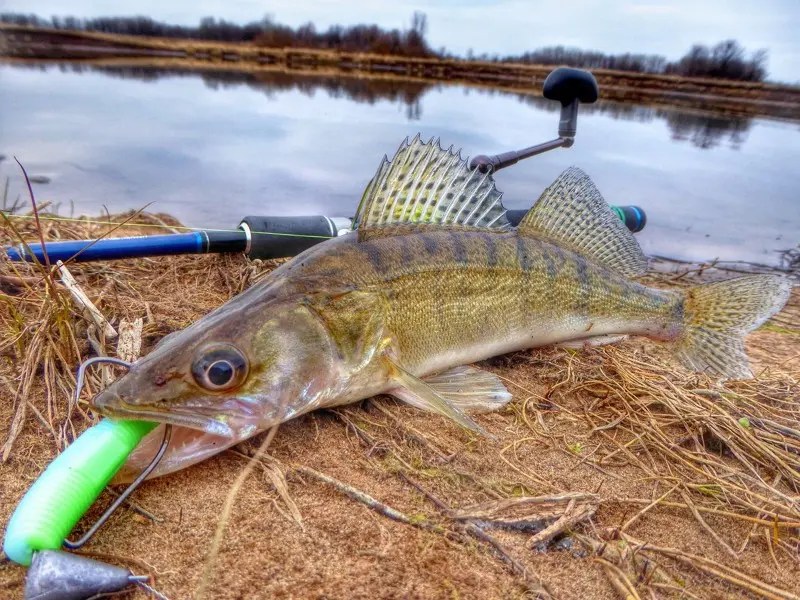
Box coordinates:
[471,67,643,232]
[470,67,600,172]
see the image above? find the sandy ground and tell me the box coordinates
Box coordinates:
[1,213,798,600]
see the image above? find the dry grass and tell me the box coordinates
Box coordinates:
[1,202,799,599]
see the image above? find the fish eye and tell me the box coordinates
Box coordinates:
[207,360,234,387]
[191,343,248,391]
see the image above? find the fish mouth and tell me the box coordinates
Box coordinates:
[93,392,261,438]
[92,392,265,482]
[111,423,260,484]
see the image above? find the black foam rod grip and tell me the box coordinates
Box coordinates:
[505,205,646,233]
[240,215,340,259]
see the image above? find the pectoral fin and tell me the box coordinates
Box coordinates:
[384,357,486,435]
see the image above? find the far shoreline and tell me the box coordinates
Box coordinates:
[3,23,800,121]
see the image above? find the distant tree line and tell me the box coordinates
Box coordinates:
[496,47,668,73]
[15,61,428,120]
[0,12,769,81]
[0,12,433,58]
[664,41,768,82]
[499,40,768,82]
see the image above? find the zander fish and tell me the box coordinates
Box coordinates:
[91,136,792,481]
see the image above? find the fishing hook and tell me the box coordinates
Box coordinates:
[63,355,173,550]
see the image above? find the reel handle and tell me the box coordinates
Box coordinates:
[543,67,599,139]
[471,67,599,172]
[542,67,600,106]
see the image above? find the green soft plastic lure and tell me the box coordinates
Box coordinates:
[3,419,156,566]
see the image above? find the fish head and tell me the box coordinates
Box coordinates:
[91,297,339,480]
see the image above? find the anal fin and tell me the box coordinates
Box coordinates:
[554,334,628,350]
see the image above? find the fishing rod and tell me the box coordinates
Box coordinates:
[3,67,646,266]
[3,66,647,600]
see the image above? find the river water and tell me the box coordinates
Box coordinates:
[1,63,798,267]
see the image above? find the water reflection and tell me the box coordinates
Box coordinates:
[663,112,750,150]
[16,61,429,121]
[511,90,751,149]
[1,61,796,267]
[9,61,752,148]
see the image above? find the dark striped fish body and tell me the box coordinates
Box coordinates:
[91,136,792,481]
[285,229,680,378]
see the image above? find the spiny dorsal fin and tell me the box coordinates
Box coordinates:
[519,167,648,277]
[355,135,511,237]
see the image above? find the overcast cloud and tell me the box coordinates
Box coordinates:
[3,0,799,81]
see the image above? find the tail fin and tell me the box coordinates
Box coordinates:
[676,274,792,380]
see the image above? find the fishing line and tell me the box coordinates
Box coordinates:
[135,579,173,600]
[1,213,336,240]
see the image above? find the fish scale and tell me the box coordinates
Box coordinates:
[290,229,679,375]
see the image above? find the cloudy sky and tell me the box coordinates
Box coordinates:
[4,0,799,81]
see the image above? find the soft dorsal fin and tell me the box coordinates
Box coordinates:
[354,135,511,237]
[518,167,648,277]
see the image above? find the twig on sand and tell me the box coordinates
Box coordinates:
[447,492,599,549]
[611,498,800,529]
[104,486,162,523]
[649,582,704,600]
[229,447,304,529]
[619,483,681,532]
[621,532,800,600]
[262,459,304,529]
[468,522,555,600]
[526,497,597,549]
[56,260,117,339]
[294,465,446,534]
[370,401,453,461]
[1,387,27,462]
[679,488,738,558]
[594,557,642,600]
[576,533,678,591]
[401,473,556,600]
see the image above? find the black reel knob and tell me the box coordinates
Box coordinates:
[543,67,599,106]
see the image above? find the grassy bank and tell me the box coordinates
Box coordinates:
[1,203,799,599]
[4,23,800,120]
